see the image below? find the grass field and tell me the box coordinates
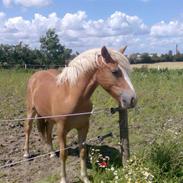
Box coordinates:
[0,67,183,183]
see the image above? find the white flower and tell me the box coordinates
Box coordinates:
[111,167,115,171]
[113,170,118,175]
[125,174,128,179]
[105,156,110,160]
[143,171,150,177]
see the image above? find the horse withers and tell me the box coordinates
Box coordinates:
[24,46,137,183]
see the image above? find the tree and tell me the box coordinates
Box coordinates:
[40,28,72,65]
[12,42,33,65]
[129,54,137,64]
[151,53,160,63]
[140,53,152,63]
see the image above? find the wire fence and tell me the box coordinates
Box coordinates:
[0,131,113,169]
[0,105,180,173]
[0,108,111,123]
[0,63,66,69]
[0,107,117,170]
[1,103,179,172]
[0,106,144,171]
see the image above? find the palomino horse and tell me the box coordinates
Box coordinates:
[24,46,137,183]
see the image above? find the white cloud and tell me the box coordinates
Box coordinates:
[0,12,6,29]
[151,20,183,37]
[5,16,30,31]
[107,11,149,35]
[15,0,51,7]
[0,12,61,45]
[58,11,149,51]
[2,0,12,7]
[0,10,181,53]
[0,12,6,19]
[2,0,51,7]
[61,11,87,30]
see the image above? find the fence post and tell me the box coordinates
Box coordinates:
[118,108,130,166]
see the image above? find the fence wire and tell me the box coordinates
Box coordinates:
[0,131,113,169]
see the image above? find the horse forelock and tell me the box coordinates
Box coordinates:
[56,48,131,86]
[109,50,131,74]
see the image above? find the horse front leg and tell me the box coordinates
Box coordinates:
[57,123,68,183]
[78,125,90,183]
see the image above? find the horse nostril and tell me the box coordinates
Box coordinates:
[122,99,127,104]
[131,97,135,107]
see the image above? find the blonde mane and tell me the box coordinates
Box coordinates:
[57,48,131,85]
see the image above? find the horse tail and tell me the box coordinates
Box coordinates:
[37,119,47,142]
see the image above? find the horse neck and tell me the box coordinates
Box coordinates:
[69,70,98,102]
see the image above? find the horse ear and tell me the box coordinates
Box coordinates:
[119,45,127,54]
[101,46,111,63]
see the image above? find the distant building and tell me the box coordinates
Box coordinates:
[176,44,180,55]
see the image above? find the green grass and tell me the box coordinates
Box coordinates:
[91,68,183,183]
[0,68,183,182]
[0,69,32,120]
[36,174,60,183]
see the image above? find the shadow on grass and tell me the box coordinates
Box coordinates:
[71,144,122,183]
[87,145,122,168]
[29,144,122,168]
[65,144,122,167]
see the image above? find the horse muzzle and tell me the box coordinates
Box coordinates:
[119,92,137,109]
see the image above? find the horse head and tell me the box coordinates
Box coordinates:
[96,46,137,109]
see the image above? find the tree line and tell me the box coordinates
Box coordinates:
[129,50,183,64]
[0,29,76,69]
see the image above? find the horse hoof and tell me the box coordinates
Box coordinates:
[50,152,56,158]
[23,152,30,158]
[82,176,91,183]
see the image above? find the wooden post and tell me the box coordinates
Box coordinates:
[118,108,130,166]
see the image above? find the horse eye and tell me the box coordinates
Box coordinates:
[112,70,118,75]
[112,69,121,77]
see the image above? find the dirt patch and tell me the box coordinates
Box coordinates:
[0,118,118,183]
[0,121,83,183]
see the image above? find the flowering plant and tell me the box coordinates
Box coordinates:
[123,155,154,183]
[89,147,110,170]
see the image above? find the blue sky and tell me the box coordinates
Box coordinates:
[0,0,183,54]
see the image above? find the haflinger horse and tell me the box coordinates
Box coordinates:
[24,46,137,183]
